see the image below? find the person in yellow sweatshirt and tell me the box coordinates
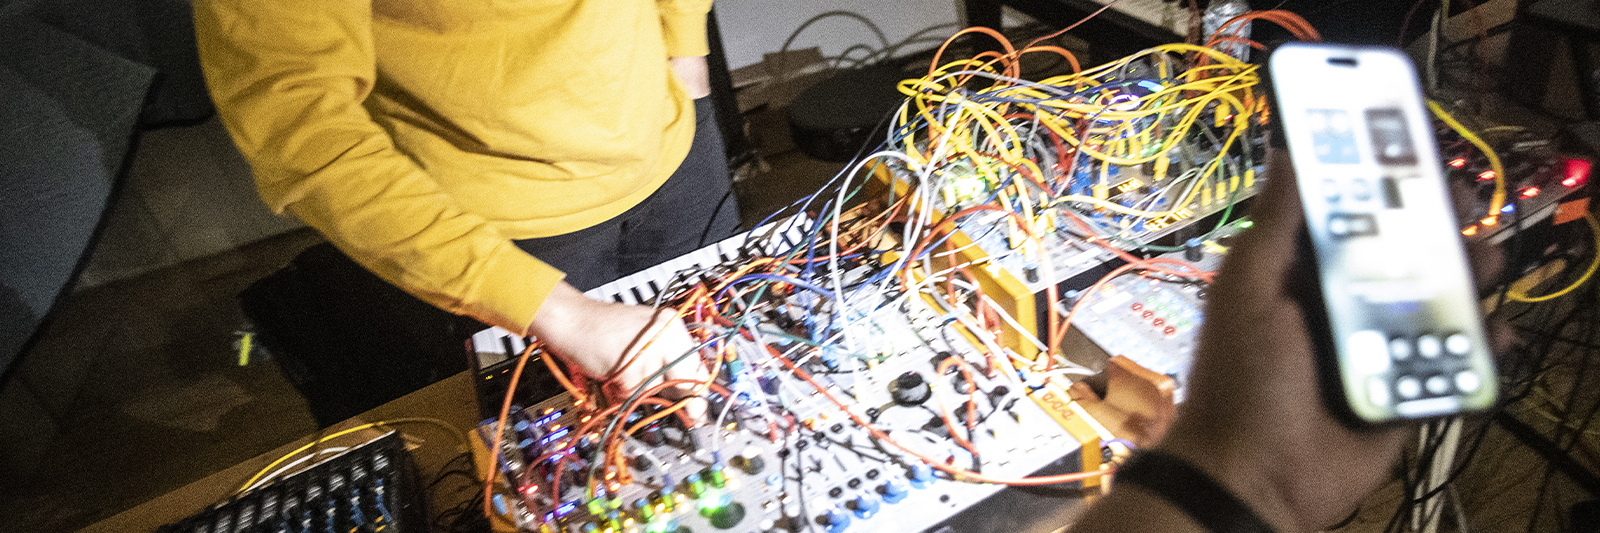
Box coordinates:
[193,0,735,410]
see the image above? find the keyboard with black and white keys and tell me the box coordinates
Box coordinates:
[587,214,814,306]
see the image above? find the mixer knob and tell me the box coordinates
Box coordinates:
[732,454,766,475]
[703,501,746,529]
[847,495,879,519]
[877,481,908,504]
[890,372,932,406]
[819,509,851,533]
[908,463,935,489]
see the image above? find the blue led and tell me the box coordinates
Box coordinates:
[534,409,565,427]
[539,427,570,446]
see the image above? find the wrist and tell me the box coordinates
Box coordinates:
[1153,437,1303,532]
[529,283,604,349]
[1071,481,1209,532]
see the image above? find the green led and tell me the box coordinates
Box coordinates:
[696,492,732,515]
[1239,220,1254,229]
[586,498,606,516]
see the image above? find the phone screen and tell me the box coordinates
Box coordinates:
[1273,45,1497,423]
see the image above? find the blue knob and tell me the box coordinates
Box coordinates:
[849,495,879,519]
[908,464,934,489]
[821,509,851,533]
[878,482,908,504]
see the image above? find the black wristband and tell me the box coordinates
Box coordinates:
[1115,450,1278,533]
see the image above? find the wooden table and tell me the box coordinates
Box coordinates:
[79,372,483,533]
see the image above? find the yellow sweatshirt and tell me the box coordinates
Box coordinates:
[194,0,711,335]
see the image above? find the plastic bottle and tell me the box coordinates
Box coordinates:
[1202,0,1252,62]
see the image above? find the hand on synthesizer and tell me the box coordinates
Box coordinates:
[529,282,712,424]
[1071,149,1508,532]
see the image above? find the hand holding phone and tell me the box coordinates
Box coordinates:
[1269,43,1498,424]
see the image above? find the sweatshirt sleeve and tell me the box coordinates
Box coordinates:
[193,0,560,335]
[657,0,713,57]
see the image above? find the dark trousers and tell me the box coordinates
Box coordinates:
[514,97,741,291]
[243,98,739,425]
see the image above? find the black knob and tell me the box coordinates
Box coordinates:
[640,426,665,446]
[630,455,653,471]
[705,502,746,529]
[891,372,932,406]
[987,385,1010,408]
[575,435,598,460]
[731,455,766,475]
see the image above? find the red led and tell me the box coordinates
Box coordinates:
[1477,170,1497,181]
[1448,158,1466,168]
[1141,310,1155,320]
[1152,318,1166,327]
[1563,158,1591,188]
[1462,225,1479,236]
[1163,326,1178,336]
[1131,303,1144,312]
[1520,187,1540,199]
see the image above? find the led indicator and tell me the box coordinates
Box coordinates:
[1461,225,1478,236]
[1520,187,1539,199]
[539,427,571,446]
[1477,171,1496,181]
[1448,158,1466,168]
[1563,158,1591,187]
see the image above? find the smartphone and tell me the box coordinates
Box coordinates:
[1269,43,1497,424]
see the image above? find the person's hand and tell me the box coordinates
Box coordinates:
[1147,149,1408,531]
[528,282,711,423]
[669,55,712,99]
[1150,148,1507,531]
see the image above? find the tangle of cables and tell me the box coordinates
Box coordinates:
[478,11,1340,532]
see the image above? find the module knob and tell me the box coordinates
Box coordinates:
[705,502,746,529]
[731,454,766,475]
[820,509,851,533]
[877,481,908,504]
[890,372,932,406]
[847,495,879,519]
